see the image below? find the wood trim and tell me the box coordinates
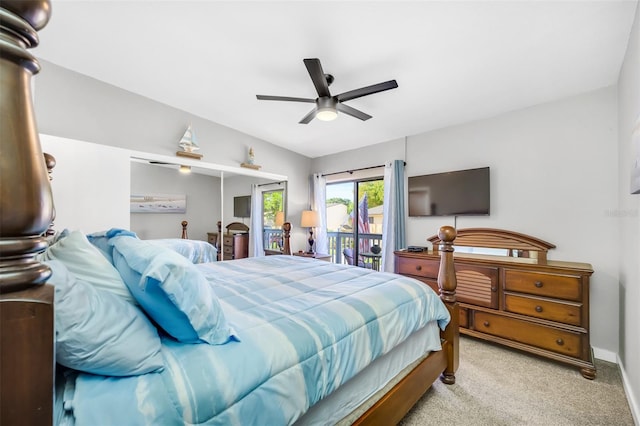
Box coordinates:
[225,222,249,233]
[353,350,447,426]
[429,228,556,264]
[0,285,54,425]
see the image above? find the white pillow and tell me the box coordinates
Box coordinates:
[39,230,136,304]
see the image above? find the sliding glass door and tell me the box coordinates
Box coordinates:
[326,178,384,269]
[262,188,284,250]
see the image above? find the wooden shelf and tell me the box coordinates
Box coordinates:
[240,162,261,170]
[176,151,203,160]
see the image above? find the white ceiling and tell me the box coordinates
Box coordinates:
[35,0,637,158]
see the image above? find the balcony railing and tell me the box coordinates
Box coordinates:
[263,229,382,265]
[327,231,382,264]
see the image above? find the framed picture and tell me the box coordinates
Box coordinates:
[632,115,640,195]
[130,193,186,213]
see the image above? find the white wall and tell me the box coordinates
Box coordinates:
[617,1,640,420]
[312,87,620,360]
[40,134,130,232]
[34,60,312,251]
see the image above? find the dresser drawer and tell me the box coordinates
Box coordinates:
[396,257,498,308]
[223,236,234,246]
[504,293,582,326]
[395,256,439,279]
[207,233,218,245]
[473,311,582,358]
[504,270,581,301]
[223,246,233,254]
[459,306,469,328]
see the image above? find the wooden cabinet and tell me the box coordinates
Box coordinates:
[394,228,595,379]
[221,233,248,260]
[207,232,219,246]
[210,222,249,261]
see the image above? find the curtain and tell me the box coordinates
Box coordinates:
[312,173,328,254]
[381,160,406,272]
[250,183,263,257]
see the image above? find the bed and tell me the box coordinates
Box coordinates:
[0,2,459,425]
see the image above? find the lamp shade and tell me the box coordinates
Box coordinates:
[300,210,319,228]
[274,211,285,227]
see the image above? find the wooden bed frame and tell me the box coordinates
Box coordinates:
[0,2,458,424]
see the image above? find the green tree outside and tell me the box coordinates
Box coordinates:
[263,190,283,225]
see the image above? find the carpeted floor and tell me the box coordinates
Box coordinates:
[399,336,634,426]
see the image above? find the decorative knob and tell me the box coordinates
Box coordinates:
[534,281,543,288]
[535,306,543,313]
[416,265,422,271]
[556,338,564,346]
[483,321,490,327]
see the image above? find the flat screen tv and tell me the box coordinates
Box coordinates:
[408,167,490,217]
[233,195,251,218]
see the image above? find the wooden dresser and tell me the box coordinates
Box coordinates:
[210,221,249,260]
[222,233,249,260]
[395,228,596,379]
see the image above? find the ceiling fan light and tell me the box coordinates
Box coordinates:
[179,165,191,174]
[316,107,337,121]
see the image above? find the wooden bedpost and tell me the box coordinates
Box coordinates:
[44,152,57,237]
[0,1,55,424]
[282,222,292,255]
[181,220,189,239]
[437,225,459,384]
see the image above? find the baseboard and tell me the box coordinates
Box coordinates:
[593,346,617,363]
[618,355,640,426]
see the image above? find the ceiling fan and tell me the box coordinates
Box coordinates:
[256,58,398,124]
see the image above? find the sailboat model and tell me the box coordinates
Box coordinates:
[176,124,203,159]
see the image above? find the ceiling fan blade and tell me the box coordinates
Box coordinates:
[299,107,317,124]
[336,103,372,121]
[304,58,331,98]
[336,80,398,103]
[256,95,316,103]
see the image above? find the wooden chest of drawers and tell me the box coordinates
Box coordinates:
[220,233,248,260]
[395,249,595,378]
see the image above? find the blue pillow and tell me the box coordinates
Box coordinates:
[87,228,138,264]
[46,260,164,376]
[109,233,237,344]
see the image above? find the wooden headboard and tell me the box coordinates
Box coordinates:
[428,228,556,264]
[0,1,55,424]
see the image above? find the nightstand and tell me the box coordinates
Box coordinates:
[293,252,332,262]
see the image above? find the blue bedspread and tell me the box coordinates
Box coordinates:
[68,256,450,425]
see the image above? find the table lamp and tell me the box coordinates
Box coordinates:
[300,210,319,254]
[274,211,285,227]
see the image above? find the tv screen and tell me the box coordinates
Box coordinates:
[408,167,490,217]
[233,195,251,218]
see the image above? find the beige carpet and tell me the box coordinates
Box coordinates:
[399,336,634,426]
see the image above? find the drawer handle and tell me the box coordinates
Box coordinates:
[535,306,543,313]
[556,338,564,346]
[534,281,543,288]
[483,321,490,327]
[415,265,422,271]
